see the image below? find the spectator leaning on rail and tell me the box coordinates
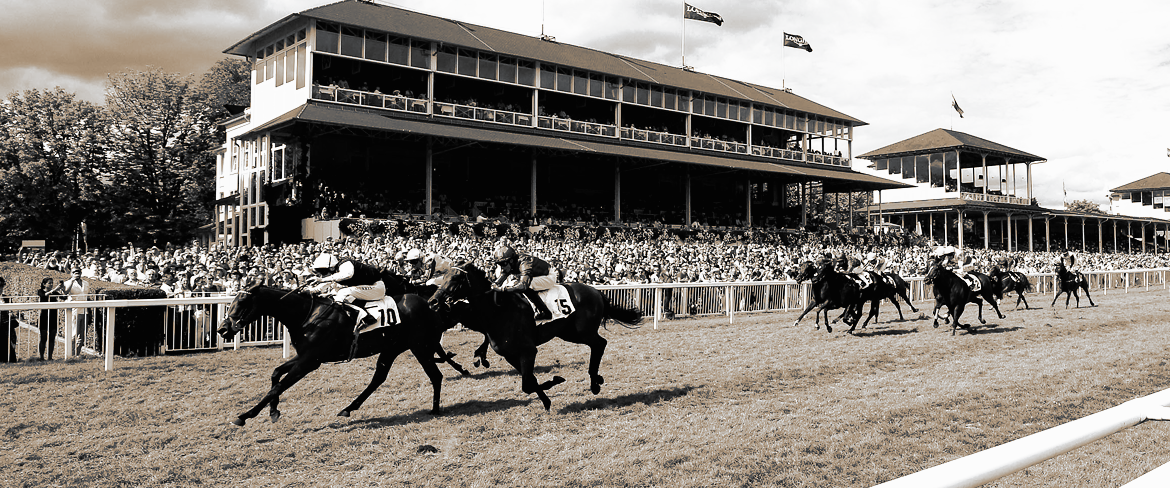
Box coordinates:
[306,252,383,326]
[491,243,556,321]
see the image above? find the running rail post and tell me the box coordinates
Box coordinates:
[872,388,1170,488]
[104,306,115,371]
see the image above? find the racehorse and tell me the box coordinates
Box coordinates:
[855,272,920,329]
[923,259,1006,335]
[990,266,1034,310]
[792,262,867,334]
[428,260,643,411]
[383,268,494,369]
[1051,262,1095,308]
[217,285,457,426]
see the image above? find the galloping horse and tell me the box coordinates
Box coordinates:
[855,272,920,329]
[383,268,494,369]
[792,262,867,334]
[924,259,1006,335]
[428,260,642,411]
[217,285,455,426]
[990,266,1034,310]
[1051,262,1095,308]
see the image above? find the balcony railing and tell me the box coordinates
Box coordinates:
[536,116,618,137]
[620,127,688,147]
[308,84,851,168]
[961,192,1030,205]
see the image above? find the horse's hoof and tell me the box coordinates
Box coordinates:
[825,325,833,333]
[337,410,351,418]
[270,411,281,423]
[540,398,552,411]
[933,322,939,329]
[429,408,443,416]
[231,418,246,427]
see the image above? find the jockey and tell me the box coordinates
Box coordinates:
[306,253,384,326]
[858,251,886,290]
[933,245,974,281]
[404,248,437,285]
[492,244,558,321]
[1062,252,1080,274]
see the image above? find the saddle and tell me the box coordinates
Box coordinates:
[960,273,982,292]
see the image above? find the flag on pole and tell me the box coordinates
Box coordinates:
[684,3,724,26]
[951,94,964,118]
[783,33,813,52]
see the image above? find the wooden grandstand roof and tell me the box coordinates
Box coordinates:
[1111,173,1170,192]
[224,0,865,125]
[857,128,1043,162]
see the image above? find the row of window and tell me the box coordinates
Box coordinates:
[306,21,852,134]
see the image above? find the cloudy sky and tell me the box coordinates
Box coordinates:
[3,0,1168,209]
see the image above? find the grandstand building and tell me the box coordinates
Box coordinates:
[858,129,1170,253]
[212,0,908,247]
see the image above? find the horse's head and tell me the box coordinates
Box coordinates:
[923,258,943,285]
[218,285,262,341]
[793,261,816,283]
[428,259,477,312]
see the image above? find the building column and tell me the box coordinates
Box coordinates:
[981,154,988,196]
[1028,215,1034,252]
[958,211,965,248]
[1063,217,1069,251]
[1045,217,1051,253]
[685,169,692,227]
[1142,223,1147,253]
[614,162,622,223]
[1098,220,1104,253]
[1006,213,1013,252]
[530,155,538,217]
[929,212,934,241]
[983,211,990,249]
[745,177,752,228]
[1128,221,1132,253]
[943,212,949,245]
[425,138,433,218]
[1114,220,1119,254]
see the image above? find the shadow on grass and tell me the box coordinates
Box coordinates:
[557,386,697,414]
[966,325,1023,335]
[850,328,918,338]
[452,362,576,381]
[332,398,535,432]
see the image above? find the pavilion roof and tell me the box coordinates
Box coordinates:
[858,128,1043,162]
[224,0,865,125]
[1110,173,1170,192]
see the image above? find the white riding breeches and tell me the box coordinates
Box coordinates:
[334,280,386,303]
[529,268,559,292]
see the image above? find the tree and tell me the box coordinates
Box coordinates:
[104,67,220,245]
[196,58,252,122]
[0,88,110,250]
[1067,199,1105,215]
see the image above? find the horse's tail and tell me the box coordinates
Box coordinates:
[1020,273,1034,292]
[601,293,643,329]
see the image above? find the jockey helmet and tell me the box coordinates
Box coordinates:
[405,249,422,262]
[393,250,406,261]
[931,245,957,257]
[312,253,338,270]
[865,252,877,261]
[494,245,517,264]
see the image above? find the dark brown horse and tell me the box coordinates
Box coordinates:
[990,267,1034,310]
[924,259,1006,335]
[855,271,920,329]
[217,285,458,426]
[428,260,642,410]
[792,262,867,333]
[382,269,494,369]
[1051,263,1095,308]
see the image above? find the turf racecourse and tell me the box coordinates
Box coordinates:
[4,289,1170,487]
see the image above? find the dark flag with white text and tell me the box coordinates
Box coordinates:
[783,32,813,52]
[951,94,965,118]
[684,3,724,26]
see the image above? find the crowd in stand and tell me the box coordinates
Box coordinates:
[14,224,1170,295]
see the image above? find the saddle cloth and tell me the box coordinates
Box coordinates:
[961,274,982,292]
[355,296,402,335]
[534,284,575,325]
[881,274,898,287]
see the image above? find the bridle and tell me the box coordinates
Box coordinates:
[222,289,251,336]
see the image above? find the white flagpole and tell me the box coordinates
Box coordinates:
[681,2,686,68]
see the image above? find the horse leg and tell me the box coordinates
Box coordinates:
[1051,289,1062,308]
[234,358,320,426]
[821,305,834,333]
[473,336,491,368]
[889,297,904,321]
[860,300,880,330]
[436,345,471,377]
[793,299,820,328]
[513,349,561,411]
[584,334,608,395]
[339,350,402,418]
[266,358,298,423]
[1082,285,1095,307]
[1071,289,1079,308]
[952,304,969,335]
[986,293,1006,319]
[413,345,446,415]
[1065,290,1072,309]
[975,299,986,324]
[899,288,919,314]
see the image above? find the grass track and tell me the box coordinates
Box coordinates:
[3,288,1170,487]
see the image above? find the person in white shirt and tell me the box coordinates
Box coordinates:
[61,268,90,355]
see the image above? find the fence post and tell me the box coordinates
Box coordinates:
[104,307,115,371]
[727,285,735,324]
[652,287,661,330]
[1145,271,1149,291]
[62,308,73,360]
[282,326,290,359]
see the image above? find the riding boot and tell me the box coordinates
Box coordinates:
[523,288,552,321]
[345,303,377,327]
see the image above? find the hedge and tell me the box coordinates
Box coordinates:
[0,262,168,357]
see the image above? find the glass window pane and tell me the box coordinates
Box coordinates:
[518,60,535,85]
[316,21,339,53]
[726,100,737,119]
[499,57,517,83]
[764,108,773,126]
[298,29,306,42]
[573,70,587,95]
[296,44,306,89]
[539,64,555,89]
[436,46,457,73]
[664,89,676,110]
[340,27,362,57]
[888,156,901,175]
[588,74,602,98]
[944,152,958,192]
[388,36,408,65]
[556,67,571,92]
[275,53,285,86]
[285,47,296,83]
[716,98,727,118]
[255,59,264,85]
[479,53,498,80]
[364,32,386,61]
[623,82,636,103]
[636,83,649,105]
[265,46,275,81]
[739,102,751,122]
[875,158,888,171]
[649,86,662,107]
[604,76,618,100]
[457,49,476,76]
[704,96,715,115]
[930,153,945,188]
[410,40,429,68]
[916,155,929,184]
[752,105,762,124]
